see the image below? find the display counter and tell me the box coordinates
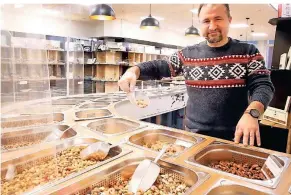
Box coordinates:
[1,85,291,195]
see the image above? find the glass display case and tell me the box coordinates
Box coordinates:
[1,5,58,195]
[67,38,84,96]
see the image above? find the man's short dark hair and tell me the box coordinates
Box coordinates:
[198,4,231,18]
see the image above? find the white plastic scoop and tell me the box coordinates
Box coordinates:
[129,145,168,194]
[127,81,150,108]
[80,139,127,161]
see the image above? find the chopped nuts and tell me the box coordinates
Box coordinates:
[136,99,148,108]
[1,146,103,195]
[143,141,185,156]
[90,173,189,195]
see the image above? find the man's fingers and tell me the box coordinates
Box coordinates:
[129,78,136,92]
[118,80,129,93]
[243,130,249,146]
[256,129,261,146]
[234,128,243,144]
[249,130,255,146]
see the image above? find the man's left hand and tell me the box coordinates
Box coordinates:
[234,113,261,146]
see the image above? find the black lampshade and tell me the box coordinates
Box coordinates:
[90,4,116,20]
[185,25,199,36]
[140,15,160,29]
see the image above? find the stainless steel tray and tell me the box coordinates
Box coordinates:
[52,98,85,105]
[128,129,205,158]
[1,124,77,152]
[185,141,290,188]
[86,118,146,138]
[67,97,95,101]
[53,105,73,112]
[75,109,113,121]
[1,137,132,195]
[1,113,64,129]
[49,156,209,195]
[92,98,121,103]
[78,102,110,109]
[204,179,274,195]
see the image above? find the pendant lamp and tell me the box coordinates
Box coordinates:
[90,4,116,20]
[140,4,160,29]
[185,5,199,36]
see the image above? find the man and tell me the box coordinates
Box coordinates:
[118,4,274,146]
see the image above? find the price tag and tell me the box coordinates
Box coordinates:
[264,155,284,178]
[19,80,28,85]
[78,81,83,85]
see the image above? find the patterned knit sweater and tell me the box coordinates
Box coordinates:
[136,38,275,132]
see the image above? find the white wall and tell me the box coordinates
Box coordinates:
[1,11,97,38]
[256,40,268,59]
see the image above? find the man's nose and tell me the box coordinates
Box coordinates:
[209,21,218,30]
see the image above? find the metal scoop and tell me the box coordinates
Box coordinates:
[261,154,284,181]
[43,126,70,142]
[129,145,168,194]
[5,164,16,181]
[80,138,127,161]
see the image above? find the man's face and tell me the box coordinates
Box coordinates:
[199,4,232,43]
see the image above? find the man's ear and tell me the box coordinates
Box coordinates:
[229,16,232,23]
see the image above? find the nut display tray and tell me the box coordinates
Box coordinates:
[74,109,113,121]
[185,141,290,188]
[52,98,85,105]
[128,129,205,158]
[205,179,274,195]
[86,118,146,138]
[78,102,110,109]
[1,124,77,152]
[1,137,132,195]
[1,113,64,129]
[49,156,209,195]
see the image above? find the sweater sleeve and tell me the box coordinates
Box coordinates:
[246,45,275,110]
[136,51,184,80]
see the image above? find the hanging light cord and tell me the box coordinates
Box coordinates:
[149,4,152,17]
[192,4,194,26]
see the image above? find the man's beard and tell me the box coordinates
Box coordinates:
[206,32,223,43]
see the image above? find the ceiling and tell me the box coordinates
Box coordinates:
[110,4,278,41]
[3,4,278,41]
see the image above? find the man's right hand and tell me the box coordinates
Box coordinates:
[118,67,140,93]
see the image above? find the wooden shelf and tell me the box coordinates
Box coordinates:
[92,79,118,82]
[48,62,66,65]
[13,47,65,51]
[50,78,66,80]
